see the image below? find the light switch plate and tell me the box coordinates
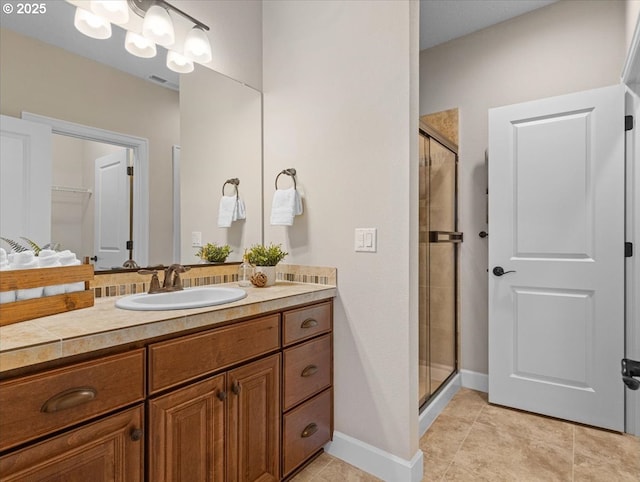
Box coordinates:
[355,228,377,252]
[191,231,202,248]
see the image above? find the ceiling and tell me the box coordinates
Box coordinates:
[420,0,558,51]
[2,1,559,90]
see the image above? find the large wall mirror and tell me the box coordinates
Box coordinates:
[0,1,262,271]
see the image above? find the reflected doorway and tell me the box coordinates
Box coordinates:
[51,134,132,269]
[419,110,460,409]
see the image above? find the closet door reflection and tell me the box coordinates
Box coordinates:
[419,130,459,408]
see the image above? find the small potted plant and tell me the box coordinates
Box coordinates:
[197,243,232,263]
[246,243,287,286]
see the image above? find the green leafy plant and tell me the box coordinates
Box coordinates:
[197,243,232,263]
[246,243,288,266]
[0,237,60,255]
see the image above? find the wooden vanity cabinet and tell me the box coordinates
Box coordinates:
[281,302,333,478]
[148,317,281,482]
[0,298,333,482]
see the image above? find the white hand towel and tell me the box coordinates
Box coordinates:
[38,250,65,296]
[218,195,237,228]
[235,198,246,221]
[270,188,303,226]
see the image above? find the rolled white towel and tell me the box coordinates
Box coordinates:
[11,251,43,300]
[39,250,65,296]
[270,188,303,226]
[0,248,15,304]
[58,250,84,293]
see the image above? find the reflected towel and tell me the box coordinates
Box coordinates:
[270,188,303,226]
[218,195,237,228]
[218,196,246,227]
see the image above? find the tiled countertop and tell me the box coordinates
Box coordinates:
[0,282,336,373]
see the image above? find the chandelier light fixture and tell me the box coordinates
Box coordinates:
[72,0,212,74]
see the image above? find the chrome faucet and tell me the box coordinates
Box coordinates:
[138,264,190,294]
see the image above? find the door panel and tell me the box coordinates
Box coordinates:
[94,149,129,269]
[488,84,625,431]
[0,115,52,245]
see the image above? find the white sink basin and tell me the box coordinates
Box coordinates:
[115,286,247,311]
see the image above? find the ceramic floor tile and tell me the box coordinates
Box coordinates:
[419,412,471,460]
[475,403,574,450]
[438,387,486,424]
[452,418,573,481]
[422,453,453,481]
[573,425,640,481]
[314,457,382,482]
[441,462,508,482]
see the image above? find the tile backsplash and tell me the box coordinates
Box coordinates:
[92,264,336,298]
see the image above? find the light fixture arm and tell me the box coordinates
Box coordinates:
[127,0,210,31]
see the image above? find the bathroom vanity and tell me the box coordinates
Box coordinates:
[0,282,335,481]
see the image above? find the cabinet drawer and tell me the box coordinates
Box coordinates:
[283,335,331,410]
[149,315,280,394]
[0,349,145,452]
[283,302,331,346]
[282,389,332,476]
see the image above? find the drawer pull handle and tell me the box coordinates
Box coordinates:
[130,428,143,442]
[231,381,241,395]
[301,318,318,329]
[41,387,97,413]
[301,364,318,377]
[301,423,318,438]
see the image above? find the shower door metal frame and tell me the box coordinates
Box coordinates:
[419,122,460,411]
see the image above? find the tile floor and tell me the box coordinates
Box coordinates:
[292,388,640,481]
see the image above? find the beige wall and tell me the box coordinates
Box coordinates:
[0,27,180,266]
[420,0,627,375]
[180,67,262,263]
[263,0,420,463]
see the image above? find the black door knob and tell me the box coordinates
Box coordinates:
[493,266,516,276]
[90,256,98,262]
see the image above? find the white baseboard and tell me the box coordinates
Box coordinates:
[419,373,460,437]
[460,369,488,392]
[325,431,424,482]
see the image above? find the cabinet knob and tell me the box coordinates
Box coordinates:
[217,390,227,401]
[130,428,143,442]
[301,423,318,438]
[300,318,318,329]
[231,381,241,395]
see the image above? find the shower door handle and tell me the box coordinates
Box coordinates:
[429,231,463,243]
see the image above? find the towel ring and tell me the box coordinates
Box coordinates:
[222,178,240,199]
[275,168,297,190]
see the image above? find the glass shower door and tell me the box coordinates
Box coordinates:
[419,130,459,408]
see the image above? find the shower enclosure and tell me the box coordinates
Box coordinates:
[419,123,460,409]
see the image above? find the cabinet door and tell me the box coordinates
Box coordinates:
[0,405,143,481]
[149,374,226,482]
[227,354,280,482]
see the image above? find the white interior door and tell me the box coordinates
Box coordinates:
[0,115,52,245]
[488,84,625,431]
[94,149,129,270]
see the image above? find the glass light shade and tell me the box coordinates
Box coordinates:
[166,50,194,73]
[142,5,175,47]
[184,27,212,63]
[125,31,157,58]
[90,0,129,25]
[74,6,112,40]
